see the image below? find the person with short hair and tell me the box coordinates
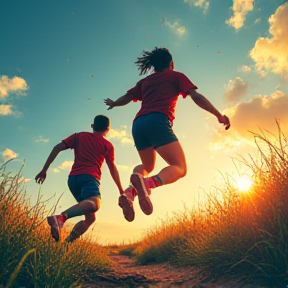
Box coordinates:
[35,115,124,242]
[104,47,230,222]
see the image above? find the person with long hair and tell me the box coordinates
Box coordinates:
[104,47,230,222]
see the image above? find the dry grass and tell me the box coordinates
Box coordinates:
[0,162,112,288]
[131,122,288,286]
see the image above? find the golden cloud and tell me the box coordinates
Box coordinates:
[0,75,28,98]
[184,0,210,14]
[249,3,288,79]
[53,160,73,173]
[0,104,13,116]
[225,77,249,104]
[226,0,255,30]
[2,148,18,162]
[211,91,288,151]
[107,128,133,144]
[164,19,186,36]
[237,65,251,73]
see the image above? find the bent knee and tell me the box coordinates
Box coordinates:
[179,166,187,178]
[85,197,101,213]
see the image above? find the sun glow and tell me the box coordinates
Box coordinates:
[236,175,253,192]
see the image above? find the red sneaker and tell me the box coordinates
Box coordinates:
[118,186,136,222]
[130,174,153,215]
[47,214,66,242]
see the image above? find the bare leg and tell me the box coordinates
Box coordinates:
[62,196,101,219]
[133,147,156,176]
[130,141,186,216]
[155,141,187,185]
[66,213,96,243]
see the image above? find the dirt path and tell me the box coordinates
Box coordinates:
[86,253,256,288]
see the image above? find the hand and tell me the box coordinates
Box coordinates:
[104,98,115,110]
[35,170,46,184]
[218,115,230,130]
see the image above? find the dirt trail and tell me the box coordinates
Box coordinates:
[86,253,258,288]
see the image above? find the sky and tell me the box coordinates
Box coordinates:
[1,0,288,245]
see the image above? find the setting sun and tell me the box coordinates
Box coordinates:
[236,175,253,192]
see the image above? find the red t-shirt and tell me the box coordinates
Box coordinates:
[127,69,197,122]
[62,132,114,181]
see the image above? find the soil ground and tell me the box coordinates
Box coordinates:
[85,253,264,288]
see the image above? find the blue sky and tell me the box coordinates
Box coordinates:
[1,0,288,244]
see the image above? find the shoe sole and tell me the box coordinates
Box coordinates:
[118,195,135,222]
[130,174,153,215]
[47,216,60,242]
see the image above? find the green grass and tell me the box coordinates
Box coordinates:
[131,123,288,287]
[0,162,112,288]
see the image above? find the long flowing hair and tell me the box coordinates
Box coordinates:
[135,47,172,75]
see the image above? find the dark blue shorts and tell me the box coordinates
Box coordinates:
[68,174,101,203]
[132,112,178,151]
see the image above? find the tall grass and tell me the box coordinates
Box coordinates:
[132,122,288,286]
[0,162,111,287]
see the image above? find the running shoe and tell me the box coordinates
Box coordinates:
[130,174,153,215]
[118,186,136,222]
[47,214,66,242]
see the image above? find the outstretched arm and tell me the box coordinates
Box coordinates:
[188,88,230,130]
[35,142,68,184]
[104,93,132,110]
[106,161,125,194]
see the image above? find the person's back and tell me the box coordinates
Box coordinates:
[65,131,114,181]
[35,115,124,242]
[130,68,197,122]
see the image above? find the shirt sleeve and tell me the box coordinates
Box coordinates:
[127,79,144,102]
[177,72,198,98]
[62,133,77,149]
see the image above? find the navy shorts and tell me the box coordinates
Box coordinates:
[68,174,101,203]
[132,112,178,151]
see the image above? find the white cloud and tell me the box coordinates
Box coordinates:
[2,148,18,162]
[34,135,49,143]
[116,164,129,170]
[184,0,210,14]
[237,65,251,72]
[226,0,255,30]
[254,18,261,24]
[210,90,288,151]
[19,177,31,183]
[164,19,186,36]
[0,104,13,116]
[249,3,288,80]
[53,160,73,173]
[224,77,249,104]
[107,128,133,144]
[58,160,73,170]
[0,75,28,98]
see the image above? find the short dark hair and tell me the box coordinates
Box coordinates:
[135,47,172,75]
[93,115,110,132]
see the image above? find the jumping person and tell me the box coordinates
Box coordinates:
[104,47,230,222]
[35,115,124,242]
